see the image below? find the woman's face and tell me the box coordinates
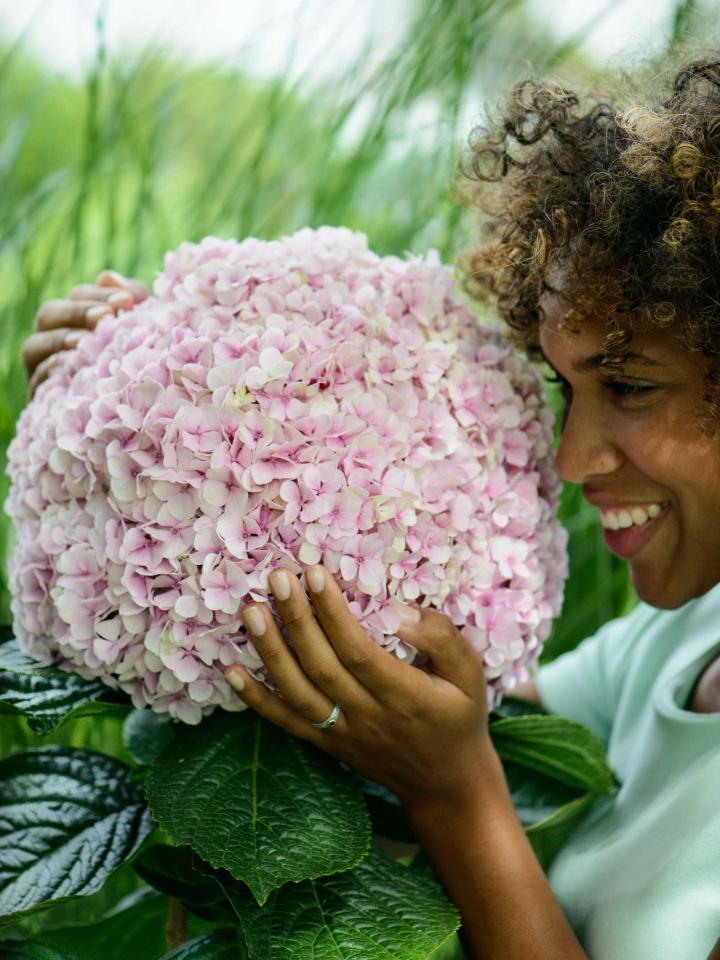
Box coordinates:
[539,291,720,609]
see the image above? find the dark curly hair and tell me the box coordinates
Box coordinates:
[459,55,720,426]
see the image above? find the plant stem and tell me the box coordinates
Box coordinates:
[166,898,188,951]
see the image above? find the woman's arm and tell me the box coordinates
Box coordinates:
[407,760,586,960]
[223,566,587,960]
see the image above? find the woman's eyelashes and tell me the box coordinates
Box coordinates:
[544,370,659,406]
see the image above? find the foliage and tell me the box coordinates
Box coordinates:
[0,639,616,957]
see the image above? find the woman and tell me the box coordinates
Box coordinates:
[22,57,720,960]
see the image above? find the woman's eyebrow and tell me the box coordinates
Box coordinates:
[571,352,664,372]
[539,350,665,376]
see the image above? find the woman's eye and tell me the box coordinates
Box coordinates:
[604,380,658,400]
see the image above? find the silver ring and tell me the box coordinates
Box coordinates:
[309,703,341,730]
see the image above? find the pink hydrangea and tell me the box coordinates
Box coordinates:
[6,227,568,724]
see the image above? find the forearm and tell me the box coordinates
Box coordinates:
[406,746,587,960]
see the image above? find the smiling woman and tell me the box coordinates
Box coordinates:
[457,53,720,958]
[16,53,720,960]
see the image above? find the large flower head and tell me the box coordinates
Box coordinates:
[6,227,567,723]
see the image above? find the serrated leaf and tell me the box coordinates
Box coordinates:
[0,747,155,920]
[145,712,370,905]
[133,845,233,922]
[123,710,175,766]
[489,714,618,794]
[0,638,128,734]
[159,931,244,960]
[223,846,460,960]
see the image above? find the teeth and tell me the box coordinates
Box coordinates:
[599,503,665,530]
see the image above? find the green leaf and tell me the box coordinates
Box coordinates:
[503,760,583,828]
[489,714,618,794]
[490,695,548,720]
[351,776,416,844]
[223,846,460,960]
[0,747,155,920]
[37,889,168,960]
[525,793,598,869]
[158,931,243,960]
[0,943,73,960]
[145,712,371,905]
[132,845,233,922]
[501,760,600,869]
[0,638,128,735]
[123,710,175,766]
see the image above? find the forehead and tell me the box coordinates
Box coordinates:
[537,289,688,368]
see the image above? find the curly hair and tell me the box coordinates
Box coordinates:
[459,55,720,426]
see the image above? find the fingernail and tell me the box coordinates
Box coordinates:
[306,566,325,593]
[269,570,291,601]
[63,331,84,348]
[97,269,126,284]
[243,606,266,636]
[225,668,245,691]
[86,305,112,322]
[390,600,421,625]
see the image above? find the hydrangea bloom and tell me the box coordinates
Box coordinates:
[6,227,568,723]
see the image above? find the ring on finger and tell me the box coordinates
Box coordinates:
[308,703,342,730]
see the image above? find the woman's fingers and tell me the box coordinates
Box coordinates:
[67,283,135,307]
[95,271,149,301]
[27,352,65,396]
[394,606,486,698]
[240,601,340,726]
[34,298,114,332]
[23,328,85,380]
[299,566,412,699]
[224,664,334,745]
[267,569,378,706]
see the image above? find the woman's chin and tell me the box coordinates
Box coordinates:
[630,563,716,611]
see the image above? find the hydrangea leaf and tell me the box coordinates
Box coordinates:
[220,845,460,960]
[0,637,128,735]
[350,776,416,844]
[0,944,73,960]
[158,931,245,960]
[37,889,170,960]
[123,709,175,766]
[503,759,584,827]
[133,845,234,922]
[525,793,598,869]
[489,714,618,794]
[0,747,155,920]
[490,694,548,719]
[144,712,371,905]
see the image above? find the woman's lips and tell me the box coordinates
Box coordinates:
[601,506,670,560]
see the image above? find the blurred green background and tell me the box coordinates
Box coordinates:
[0,0,710,951]
[2,0,708,762]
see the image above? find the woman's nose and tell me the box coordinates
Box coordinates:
[554,401,624,484]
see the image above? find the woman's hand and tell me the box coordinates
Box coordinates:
[24,271,149,396]
[223,565,497,813]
